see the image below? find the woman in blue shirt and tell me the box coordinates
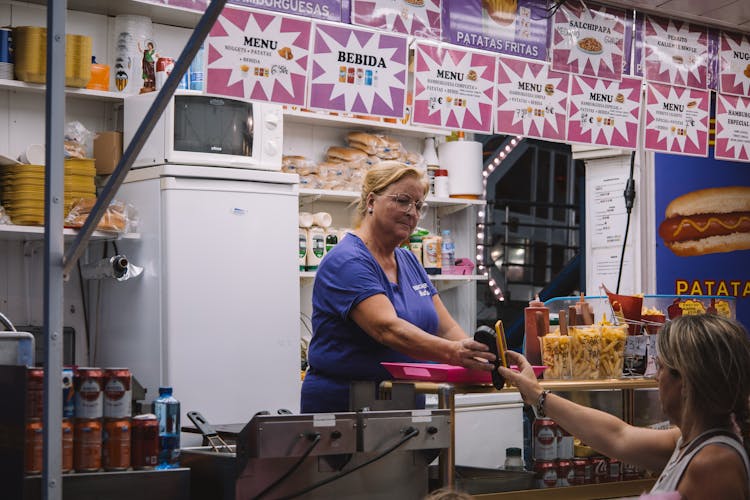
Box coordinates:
[301,161,495,413]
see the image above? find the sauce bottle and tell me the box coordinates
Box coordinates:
[524,296,549,366]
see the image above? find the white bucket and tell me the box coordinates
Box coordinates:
[438,140,484,198]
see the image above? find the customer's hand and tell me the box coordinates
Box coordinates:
[450,338,496,371]
[498,351,544,406]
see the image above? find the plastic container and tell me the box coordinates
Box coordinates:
[306,226,325,270]
[441,229,455,274]
[86,57,110,91]
[505,447,525,471]
[154,386,180,469]
[298,228,308,271]
[434,169,449,198]
[524,298,549,366]
[189,44,205,91]
[422,235,442,275]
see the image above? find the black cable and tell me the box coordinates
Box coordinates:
[76,259,90,363]
[252,433,322,500]
[616,151,637,294]
[278,427,420,500]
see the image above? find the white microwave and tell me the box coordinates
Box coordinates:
[124,90,283,170]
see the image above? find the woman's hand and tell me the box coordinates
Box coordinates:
[498,350,544,406]
[450,338,496,371]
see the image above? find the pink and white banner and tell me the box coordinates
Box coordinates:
[719,31,750,98]
[715,93,750,163]
[308,23,408,118]
[644,82,709,157]
[206,8,311,106]
[494,57,568,142]
[352,0,441,40]
[412,41,495,134]
[567,75,641,149]
[552,0,626,81]
[644,16,709,90]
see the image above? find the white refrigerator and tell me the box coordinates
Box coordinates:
[96,165,301,442]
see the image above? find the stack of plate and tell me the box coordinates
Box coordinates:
[0,158,96,226]
[12,27,92,87]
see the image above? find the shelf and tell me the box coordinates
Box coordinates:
[0,224,139,242]
[284,109,451,139]
[299,188,485,213]
[0,79,125,103]
[383,377,658,394]
[474,478,657,499]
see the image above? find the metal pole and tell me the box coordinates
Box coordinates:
[436,384,456,489]
[63,0,228,276]
[43,1,67,498]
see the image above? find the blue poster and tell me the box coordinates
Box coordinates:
[655,150,750,328]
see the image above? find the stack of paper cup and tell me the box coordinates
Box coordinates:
[438,140,484,199]
[112,15,153,94]
[0,28,14,80]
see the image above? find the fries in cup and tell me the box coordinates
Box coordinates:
[598,324,627,379]
[540,330,572,379]
[570,325,601,379]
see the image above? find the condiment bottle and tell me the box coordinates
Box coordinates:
[524,295,549,366]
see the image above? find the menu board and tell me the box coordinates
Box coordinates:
[351,0,441,40]
[551,0,626,81]
[567,75,642,149]
[494,57,568,141]
[643,15,709,90]
[206,8,311,106]
[308,23,408,118]
[441,0,549,62]
[644,82,710,157]
[715,93,750,163]
[719,31,750,98]
[141,0,347,21]
[411,42,495,133]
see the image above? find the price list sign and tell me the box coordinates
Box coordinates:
[206,8,312,106]
[567,75,642,149]
[412,41,496,134]
[715,93,750,163]
[590,173,629,249]
[494,57,569,142]
[351,0,441,39]
[308,23,407,118]
[644,16,709,90]
[719,31,750,98]
[644,82,710,157]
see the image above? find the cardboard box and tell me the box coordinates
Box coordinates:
[93,131,123,175]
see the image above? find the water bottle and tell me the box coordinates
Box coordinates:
[504,447,525,471]
[189,44,205,91]
[154,386,180,469]
[441,229,455,274]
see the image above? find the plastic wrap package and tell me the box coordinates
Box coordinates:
[317,161,353,190]
[65,198,138,233]
[346,132,403,159]
[64,121,95,159]
[282,155,316,176]
[0,205,10,224]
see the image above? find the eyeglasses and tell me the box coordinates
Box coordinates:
[382,193,429,219]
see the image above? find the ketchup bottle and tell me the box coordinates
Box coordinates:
[524,296,550,366]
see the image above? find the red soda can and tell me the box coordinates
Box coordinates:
[623,462,640,480]
[103,368,132,419]
[556,425,574,459]
[557,459,573,487]
[62,419,74,473]
[62,368,75,419]
[571,457,591,485]
[131,414,159,469]
[608,457,622,482]
[533,418,558,460]
[103,418,131,471]
[74,367,104,419]
[26,367,44,419]
[534,460,558,488]
[74,418,102,472]
[591,455,609,483]
[24,419,43,474]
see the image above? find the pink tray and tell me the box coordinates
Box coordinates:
[381,362,546,384]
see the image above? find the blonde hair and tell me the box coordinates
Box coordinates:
[424,488,473,500]
[658,314,750,455]
[353,161,429,227]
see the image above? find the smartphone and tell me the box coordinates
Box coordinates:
[495,320,509,369]
[474,325,505,390]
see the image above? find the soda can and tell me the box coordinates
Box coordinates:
[62,368,75,419]
[0,28,12,63]
[62,419,74,473]
[365,69,373,86]
[104,368,132,419]
[26,367,44,419]
[338,66,346,83]
[556,425,574,459]
[103,418,131,471]
[608,457,622,482]
[24,419,43,475]
[347,67,355,84]
[532,418,558,461]
[571,457,591,485]
[155,57,174,90]
[533,459,558,488]
[74,367,103,419]
[591,455,609,483]
[622,462,640,480]
[74,418,102,472]
[131,414,159,470]
[557,459,573,487]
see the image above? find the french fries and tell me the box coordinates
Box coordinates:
[570,326,601,379]
[540,330,572,379]
[598,324,627,379]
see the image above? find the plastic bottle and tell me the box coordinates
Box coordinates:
[189,44,205,91]
[306,226,326,270]
[524,296,550,366]
[441,229,455,274]
[504,447,524,471]
[299,228,308,271]
[434,169,449,198]
[154,386,180,469]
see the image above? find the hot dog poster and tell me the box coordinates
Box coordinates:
[494,57,568,141]
[308,23,407,118]
[643,15,709,90]
[551,0,626,82]
[411,41,495,134]
[644,82,710,157]
[567,75,641,149]
[719,31,750,98]
[351,0,441,40]
[654,154,750,328]
[715,93,750,163]
[206,8,311,106]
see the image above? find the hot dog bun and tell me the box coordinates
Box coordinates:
[659,186,750,257]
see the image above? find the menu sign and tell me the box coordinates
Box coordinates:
[352,0,441,40]
[441,0,549,62]
[308,23,407,118]
[228,0,346,21]
[206,8,311,106]
[494,57,568,141]
[551,0,626,81]
[715,93,750,163]
[567,75,642,149]
[719,31,750,98]
[411,42,495,133]
[644,16,709,90]
[644,82,709,157]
